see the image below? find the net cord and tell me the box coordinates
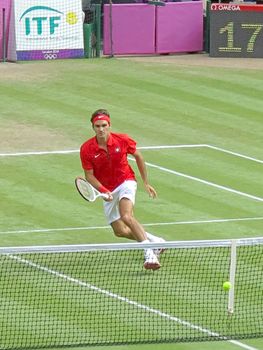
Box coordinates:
[0,237,262,255]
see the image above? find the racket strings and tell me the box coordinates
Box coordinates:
[78,180,96,201]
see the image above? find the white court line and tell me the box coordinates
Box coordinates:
[139,144,207,150]
[0,149,79,157]
[1,146,262,216]
[0,144,206,157]
[1,144,263,202]
[1,145,261,350]
[8,254,259,350]
[1,144,262,165]
[1,217,262,235]
[206,145,263,164]
[142,160,263,203]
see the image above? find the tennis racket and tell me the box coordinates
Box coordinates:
[75,177,109,202]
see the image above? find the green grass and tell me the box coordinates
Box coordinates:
[0,56,263,350]
[1,245,261,348]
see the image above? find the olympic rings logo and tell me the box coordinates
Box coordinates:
[44,53,58,60]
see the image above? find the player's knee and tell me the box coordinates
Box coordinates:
[120,213,133,226]
[113,230,123,238]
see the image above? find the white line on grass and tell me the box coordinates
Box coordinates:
[0,144,206,157]
[141,160,263,203]
[0,217,262,235]
[0,149,78,157]
[1,144,262,165]
[139,144,207,150]
[1,146,261,202]
[206,145,263,164]
[8,254,259,350]
[2,144,262,203]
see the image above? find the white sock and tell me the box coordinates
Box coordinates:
[141,239,151,256]
[145,232,161,242]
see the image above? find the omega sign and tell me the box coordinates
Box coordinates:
[209,4,263,58]
[211,4,241,11]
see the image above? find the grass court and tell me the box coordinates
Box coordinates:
[0,55,262,350]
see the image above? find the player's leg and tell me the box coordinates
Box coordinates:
[110,198,148,242]
[110,219,135,240]
[116,182,165,253]
[105,180,145,241]
[145,232,166,258]
[118,198,147,242]
[118,197,160,270]
[104,180,161,269]
[110,202,165,263]
[110,207,162,269]
[111,219,160,270]
[111,214,165,244]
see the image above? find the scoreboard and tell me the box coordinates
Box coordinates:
[209,3,263,58]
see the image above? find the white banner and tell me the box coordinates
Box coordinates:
[13,0,84,57]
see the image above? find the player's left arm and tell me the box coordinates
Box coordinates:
[132,150,157,199]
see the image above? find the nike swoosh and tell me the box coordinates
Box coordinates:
[94,154,100,158]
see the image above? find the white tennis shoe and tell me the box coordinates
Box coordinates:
[144,249,161,270]
[153,237,166,258]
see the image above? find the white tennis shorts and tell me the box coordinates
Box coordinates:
[103,180,137,224]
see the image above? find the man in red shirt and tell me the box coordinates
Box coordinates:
[80,109,165,270]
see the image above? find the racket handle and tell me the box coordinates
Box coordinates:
[101,193,110,200]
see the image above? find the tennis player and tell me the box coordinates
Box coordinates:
[80,109,165,270]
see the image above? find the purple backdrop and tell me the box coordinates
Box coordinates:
[103,2,203,55]
[103,4,155,55]
[156,2,203,53]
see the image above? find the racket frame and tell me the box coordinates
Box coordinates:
[75,177,109,202]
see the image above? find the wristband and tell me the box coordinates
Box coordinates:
[99,185,109,193]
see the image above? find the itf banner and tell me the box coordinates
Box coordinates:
[10,0,84,60]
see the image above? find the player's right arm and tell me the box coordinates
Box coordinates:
[84,169,113,201]
[84,169,101,189]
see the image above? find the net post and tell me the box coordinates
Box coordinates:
[2,7,6,63]
[228,239,237,314]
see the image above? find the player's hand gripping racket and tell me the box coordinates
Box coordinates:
[75,177,109,202]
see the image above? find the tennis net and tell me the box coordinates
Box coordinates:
[0,238,262,349]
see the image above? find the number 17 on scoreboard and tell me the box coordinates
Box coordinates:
[219,21,263,54]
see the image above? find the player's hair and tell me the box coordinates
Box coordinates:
[91,109,110,124]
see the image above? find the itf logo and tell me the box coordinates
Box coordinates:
[19,6,78,35]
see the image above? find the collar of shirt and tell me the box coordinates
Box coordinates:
[91,133,113,151]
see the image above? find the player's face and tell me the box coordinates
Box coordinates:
[93,120,110,140]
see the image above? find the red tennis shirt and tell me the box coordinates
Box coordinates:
[80,133,137,191]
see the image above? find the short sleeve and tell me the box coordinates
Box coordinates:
[126,135,137,154]
[80,144,93,170]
